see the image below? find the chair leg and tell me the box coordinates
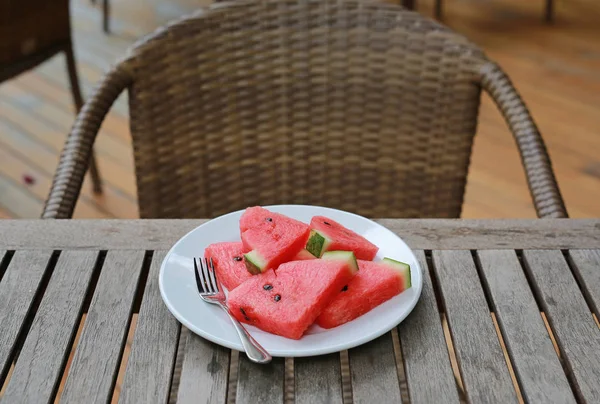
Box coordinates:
[103,0,110,33]
[88,151,103,194]
[401,0,416,10]
[65,44,103,194]
[545,0,554,23]
[435,0,443,19]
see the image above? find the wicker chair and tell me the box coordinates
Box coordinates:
[1,0,103,193]
[42,0,567,220]
[90,0,110,33]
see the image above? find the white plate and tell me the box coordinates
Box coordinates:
[159,205,423,357]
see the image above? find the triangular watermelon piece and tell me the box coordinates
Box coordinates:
[227,251,359,340]
[240,207,310,274]
[306,216,379,260]
[204,242,253,291]
[316,258,411,329]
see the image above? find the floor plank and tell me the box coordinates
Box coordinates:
[0,0,598,219]
[0,118,136,219]
[0,145,111,219]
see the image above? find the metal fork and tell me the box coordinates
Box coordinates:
[194,257,271,364]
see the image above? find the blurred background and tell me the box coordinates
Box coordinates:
[0,0,598,219]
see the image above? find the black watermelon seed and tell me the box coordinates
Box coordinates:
[240,308,247,316]
[274,294,281,302]
[244,315,250,321]
[266,217,273,222]
[233,256,242,261]
[263,284,273,290]
[341,285,348,292]
[323,221,331,226]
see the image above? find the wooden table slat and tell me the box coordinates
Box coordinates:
[119,251,181,404]
[1,250,99,404]
[522,250,600,402]
[477,250,576,404]
[568,249,600,317]
[349,332,402,404]
[1,219,599,250]
[398,250,460,404]
[60,250,146,404]
[432,250,518,403]
[295,353,343,404]
[236,356,285,404]
[176,330,230,404]
[0,250,53,384]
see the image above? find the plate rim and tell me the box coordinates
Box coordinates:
[159,204,423,357]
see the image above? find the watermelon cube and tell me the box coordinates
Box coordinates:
[240,207,310,274]
[316,258,411,329]
[204,242,253,291]
[227,251,359,340]
[306,216,379,260]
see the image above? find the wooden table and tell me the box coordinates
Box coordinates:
[1,219,599,404]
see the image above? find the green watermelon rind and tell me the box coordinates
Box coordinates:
[382,257,411,289]
[322,250,359,274]
[305,229,332,258]
[243,250,268,275]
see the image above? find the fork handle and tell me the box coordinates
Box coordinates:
[220,303,272,364]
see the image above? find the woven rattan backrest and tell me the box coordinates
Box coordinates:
[125,0,486,218]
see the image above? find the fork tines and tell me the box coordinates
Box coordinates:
[194,257,219,294]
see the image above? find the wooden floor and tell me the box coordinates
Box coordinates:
[0,0,599,219]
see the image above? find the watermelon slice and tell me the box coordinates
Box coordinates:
[306,216,379,260]
[240,207,310,274]
[316,258,411,329]
[227,251,359,340]
[204,242,253,291]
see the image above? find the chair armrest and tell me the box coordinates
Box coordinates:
[42,65,132,219]
[480,62,568,218]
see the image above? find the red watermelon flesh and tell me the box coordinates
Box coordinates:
[227,251,359,340]
[306,216,379,260]
[240,207,310,274]
[204,242,253,291]
[316,258,411,329]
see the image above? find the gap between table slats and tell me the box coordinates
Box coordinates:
[0,250,13,283]
[118,251,181,404]
[58,250,149,404]
[110,314,139,403]
[1,250,104,404]
[565,250,600,319]
[426,251,468,402]
[54,314,87,404]
[0,250,54,387]
[475,250,576,404]
[390,329,409,403]
[521,250,600,402]
[397,250,461,404]
[430,250,519,403]
[109,252,155,403]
